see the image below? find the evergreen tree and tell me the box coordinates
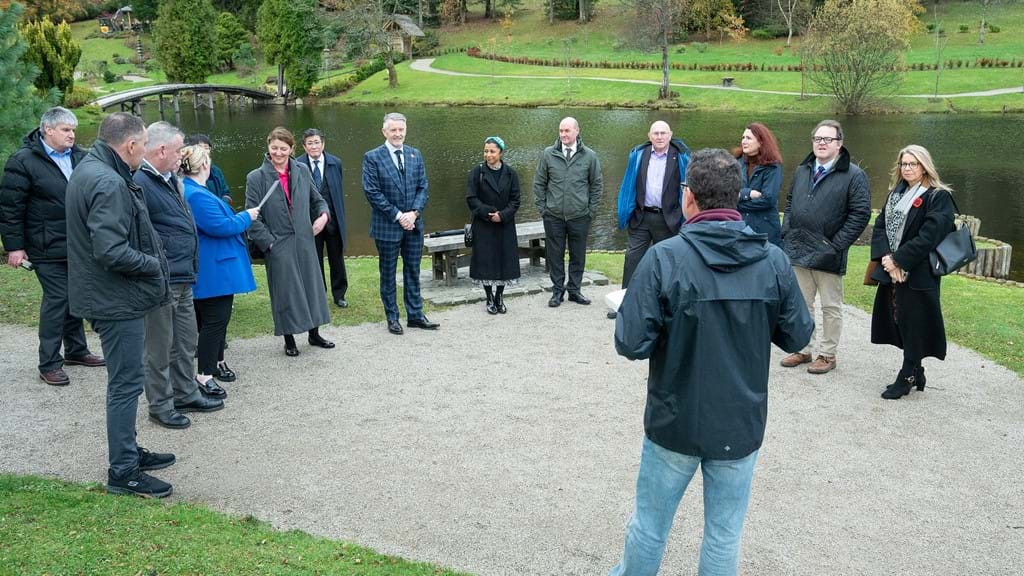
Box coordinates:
[0,3,54,162]
[154,0,219,83]
[257,0,324,97]
[215,11,247,69]
[19,18,81,103]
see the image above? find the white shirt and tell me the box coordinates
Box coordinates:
[385,141,405,172]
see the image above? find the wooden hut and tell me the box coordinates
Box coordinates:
[384,14,425,59]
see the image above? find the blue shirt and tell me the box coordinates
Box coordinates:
[41,138,73,181]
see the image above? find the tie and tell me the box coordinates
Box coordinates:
[394,149,405,174]
[565,147,573,160]
[813,165,826,185]
[312,159,322,189]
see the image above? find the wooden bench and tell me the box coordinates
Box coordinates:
[423,220,546,286]
[722,76,735,87]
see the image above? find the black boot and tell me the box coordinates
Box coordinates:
[881,367,925,400]
[485,292,498,315]
[495,288,507,314]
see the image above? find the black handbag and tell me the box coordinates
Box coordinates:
[929,194,977,276]
[463,223,474,247]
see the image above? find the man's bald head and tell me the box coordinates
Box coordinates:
[648,121,673,154]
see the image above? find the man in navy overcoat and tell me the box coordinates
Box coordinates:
[361,112,440,335]
[298,128,349,308]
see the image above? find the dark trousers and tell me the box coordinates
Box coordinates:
[143,284,201,415]
[543,214,591,295]
[91,316,145,478]
[315,226,348,301]
[34,261,90,373]
[622,210,675,289]
[194,294,233,376]
[375,229,424,322]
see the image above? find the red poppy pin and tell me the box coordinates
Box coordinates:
[912,197,923,208]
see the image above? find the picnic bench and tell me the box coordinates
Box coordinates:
[423,220,546,286]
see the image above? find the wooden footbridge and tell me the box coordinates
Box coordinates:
[92,84,277,115]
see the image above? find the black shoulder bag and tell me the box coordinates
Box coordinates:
[929,193,977,276]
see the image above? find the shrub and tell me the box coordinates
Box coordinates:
[958,24,969,33]
[773,46,784,56]
[102,69,120,83]
[926,23,936,32]
[752,25,788,40]
[112,56,127,65]
[63,85,96,108]
[987,25,1001,33]
[412,30,439,56]
[692,42,708,53]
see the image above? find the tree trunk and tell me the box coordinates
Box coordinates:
[276,63,284,96]
[659,27,670,99]
[786,26,793,47]
[579,0,587,23]
[979,0,988,44]
[418,0,423,28]
[460,0,466,24]
[485,0,493,19]
[549,0,554,24]
[386,52,398,88]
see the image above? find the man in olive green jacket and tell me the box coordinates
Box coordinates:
[533,117,603,307]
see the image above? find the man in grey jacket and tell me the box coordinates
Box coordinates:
[66,113,175,498]
[780,119,871,375]
[534,117,603,307]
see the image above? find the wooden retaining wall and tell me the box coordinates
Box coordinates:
[960,236,1013,280]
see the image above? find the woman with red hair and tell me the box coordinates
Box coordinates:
[737,123,783,247]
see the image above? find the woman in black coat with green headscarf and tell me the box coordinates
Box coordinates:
[467,136,521,314]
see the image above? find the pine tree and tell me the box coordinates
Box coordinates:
[18,18,81,103]
[257,0,324,97]
[154,0,219,83]
[0,3,54,162]
[215,12,247,69]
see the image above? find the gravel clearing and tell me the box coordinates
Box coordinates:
[1,285,1022,575]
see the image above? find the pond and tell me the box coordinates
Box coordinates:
[84,103,1024,281]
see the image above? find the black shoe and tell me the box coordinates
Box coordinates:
[387,319,404,335]
[486,295,498,315]
[881,369,925,400]
[107,469,172,498]
[175,395,225,413]
[496,296,507,314]
[568,292,591,305]
[213,362,236,382]
[285,343,300,356]
[138,447,176,471]
[407,317,440,330]
[308,335,336,349]
[607,310,617,319]
[548,291,564,308]
[334,298,348,308]
[196,377,227,398]
[149,410,191,429]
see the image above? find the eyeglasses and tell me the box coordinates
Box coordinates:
[898,162,921,169]
[812,136,840,144]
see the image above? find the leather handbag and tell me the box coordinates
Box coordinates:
[929,195,977,277]
[863,260,880,286]
[463,223,474,247]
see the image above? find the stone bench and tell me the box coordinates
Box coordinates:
[423,220,546,286]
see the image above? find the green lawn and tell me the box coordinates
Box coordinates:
[0,474,469,576]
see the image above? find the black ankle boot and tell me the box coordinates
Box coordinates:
[485,293,498,315]
[495,292,507,314]
[882,367,923,400]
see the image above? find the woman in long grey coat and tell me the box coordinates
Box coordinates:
[246,127,334,356]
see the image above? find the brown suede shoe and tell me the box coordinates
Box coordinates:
[40,369,71,386]
[780,352,813,368]
[807,355,837,374]
[65,353,106,367]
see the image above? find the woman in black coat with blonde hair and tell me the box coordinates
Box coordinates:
[466,136,521,314]
[869,144,956,399]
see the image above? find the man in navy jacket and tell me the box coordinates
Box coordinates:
[610,149,812,576]
[298,128,348,308]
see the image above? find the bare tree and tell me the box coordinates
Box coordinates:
[623,0,689,100]
[339,0,402,88]
[931,0,946,100]
[977,0,1002,44]
[776,0,810,47]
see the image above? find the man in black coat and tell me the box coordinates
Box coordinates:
[66,112,175,498]
[0,107,105,386]
[298,128,348,308]
[780,119,871,375]
[611,148,812,575]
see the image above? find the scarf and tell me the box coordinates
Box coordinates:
[884,182,927,252]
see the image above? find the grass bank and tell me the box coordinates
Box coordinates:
[0,250,1020,375]
[0,474,469,575]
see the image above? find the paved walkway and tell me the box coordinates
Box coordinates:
[411,58,1024,99]
[1,286,1022,575]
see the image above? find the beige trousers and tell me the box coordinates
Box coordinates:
[793,266,844,358]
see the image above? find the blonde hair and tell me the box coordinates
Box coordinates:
[179,145,210,176]
[889,144,954,192]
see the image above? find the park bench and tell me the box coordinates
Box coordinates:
[423,220,546,286]
[722,77,735,87]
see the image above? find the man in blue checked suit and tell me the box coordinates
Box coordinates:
[362,112,440,335]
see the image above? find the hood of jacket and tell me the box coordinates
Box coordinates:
[679,219,769,272]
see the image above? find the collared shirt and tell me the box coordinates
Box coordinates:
[385,141,405,172]
[142,159,180,196]
[814,157,837,177]
[644,148,669,208]
[41,138,73,181]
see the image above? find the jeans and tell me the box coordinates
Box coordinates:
[609,437,759,576]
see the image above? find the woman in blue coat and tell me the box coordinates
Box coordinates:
[737,122,783,247]
[180,145,258,390]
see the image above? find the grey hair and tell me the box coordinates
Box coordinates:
[97,113,146,147]
[382,112,407,130]
[812,119,843,141]
[145,121,184,151]
[302,128,324,143]
[40,107,78,131]
[560,116,580,131]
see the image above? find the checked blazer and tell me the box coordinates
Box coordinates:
[361,144,429,242]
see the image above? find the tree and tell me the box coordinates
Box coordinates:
[131,0,161,23]
[775,0,811,47]
[18,17,81,102]
[977,0,1002,44]
[0,0,80,23]
[215,11,247,69]
[342,0,402,87]
[257,0,324,97]
[0,3,54,162]
[801,0,922,114]
[154,0,219,83]
[624,0,688,100]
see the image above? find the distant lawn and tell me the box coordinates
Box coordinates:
[0,474,470,576]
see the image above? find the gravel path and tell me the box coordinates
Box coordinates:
[410,58,1024,99]
[1,285,1022,575]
